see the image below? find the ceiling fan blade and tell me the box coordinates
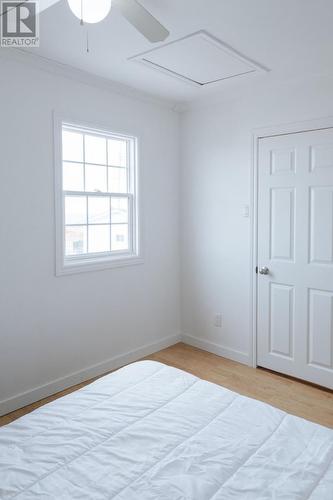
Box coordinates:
[113,0,169,43]
[38,0,62,13]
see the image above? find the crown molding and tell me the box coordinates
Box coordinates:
[0,48,182,112]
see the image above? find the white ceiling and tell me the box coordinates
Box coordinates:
[24,0,333,105]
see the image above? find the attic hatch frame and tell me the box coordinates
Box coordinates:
[129,30,269,87]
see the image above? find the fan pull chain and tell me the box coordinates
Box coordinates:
[78,0,90,53]
[86,30,90,53]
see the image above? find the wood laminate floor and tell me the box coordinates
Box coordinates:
[1,343,332,428]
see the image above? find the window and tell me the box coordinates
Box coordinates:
[55,119,141,275]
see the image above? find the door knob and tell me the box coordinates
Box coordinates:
[259,266,270,275]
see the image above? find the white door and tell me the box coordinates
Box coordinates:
[257,128,333,389]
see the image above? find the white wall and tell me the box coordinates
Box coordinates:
[180,74,333,364]
[2,52,333,415]
[0,56,180,414]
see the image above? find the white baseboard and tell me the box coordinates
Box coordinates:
[181,334,250,366]
[0,334,181,417]
[1,333,250,416]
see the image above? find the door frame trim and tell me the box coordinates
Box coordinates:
[250,115,333,368]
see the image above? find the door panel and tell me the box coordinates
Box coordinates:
[269,283,294,359]
[310,187,333,265]
[257,128,333,389]
[270,188,295,261]
[308,289,333,369]
[271,148,296,175]
[310,143,333,172]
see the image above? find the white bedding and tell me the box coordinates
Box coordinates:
[0,361,332,499]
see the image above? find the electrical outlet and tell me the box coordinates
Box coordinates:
[214,314,222,328]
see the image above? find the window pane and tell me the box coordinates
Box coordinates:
[85,134,107,165]
[111,197,128,224]
[85,164,107,192]
[108,167,127,193]
[111,224,129,251]
[88,225,110,253]
[65,196,87,225]
[108,139,127,167]
[62,130,83,162]
[63,162,84,191]
[88,197,110,224]
[65,226,87,255]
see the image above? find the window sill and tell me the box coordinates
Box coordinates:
[56,254,144,276]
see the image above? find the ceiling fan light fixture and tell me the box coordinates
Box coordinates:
[67,0,112,24]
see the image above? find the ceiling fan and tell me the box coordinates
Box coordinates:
[37,0,170,43]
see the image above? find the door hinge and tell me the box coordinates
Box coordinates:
[255,266,258,274]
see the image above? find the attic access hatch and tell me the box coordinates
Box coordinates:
[129,31,268,86]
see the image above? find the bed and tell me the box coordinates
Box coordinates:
[0,360,332,499]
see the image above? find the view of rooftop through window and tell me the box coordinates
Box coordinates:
[61,126,136,259]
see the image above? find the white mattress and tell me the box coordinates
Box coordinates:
[0,361,332,499]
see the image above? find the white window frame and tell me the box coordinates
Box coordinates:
[54,113,143,276]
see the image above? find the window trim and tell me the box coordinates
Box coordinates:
[54,112,143,276]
